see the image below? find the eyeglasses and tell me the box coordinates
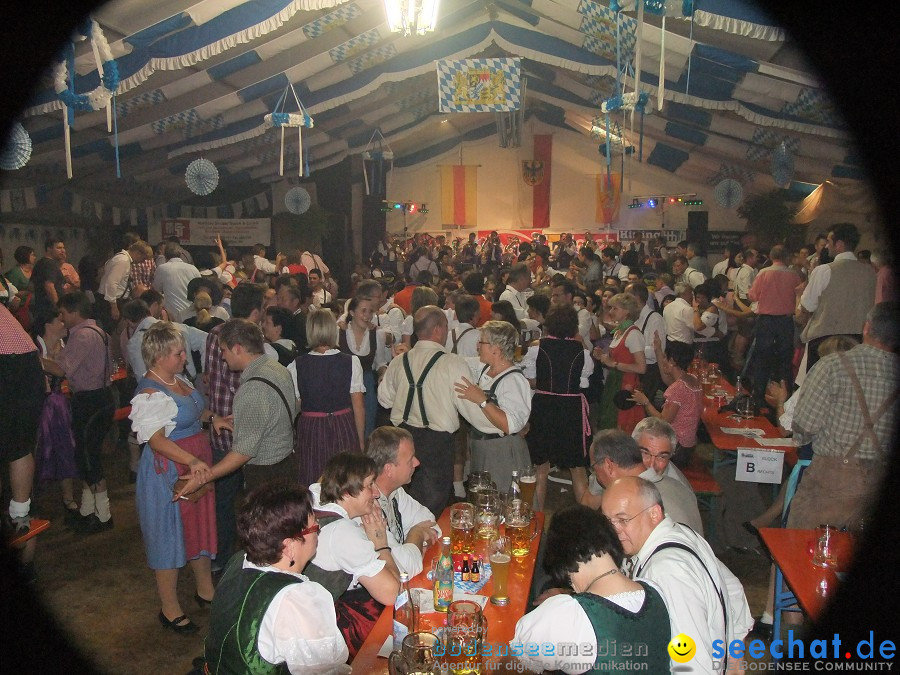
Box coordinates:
[298,522,320,537]
[608,505,653,528]
[639,447,672,461]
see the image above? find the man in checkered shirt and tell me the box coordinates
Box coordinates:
[204,282,277,571]
[786,301,900,530]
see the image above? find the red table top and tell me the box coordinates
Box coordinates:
[350,508,545,674]
[759,528,854,619]
[701,378,797,465]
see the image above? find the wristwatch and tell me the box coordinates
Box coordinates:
[479,400,488,409]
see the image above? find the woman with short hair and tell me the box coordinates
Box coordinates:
[306,452,400,657]
[205,481,349,674]
[129,322,224,633]
[594,292,646,434]
[290,309,366,485]
[454,320,532,493]
[511,505,670,674]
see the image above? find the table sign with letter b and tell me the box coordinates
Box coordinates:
[735,447,784,484]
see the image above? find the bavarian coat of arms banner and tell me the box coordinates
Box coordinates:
[436,58,522,113]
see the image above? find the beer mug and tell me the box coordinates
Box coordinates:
[488,536,512,606]
[475,492,500,540]
[466,471,492,505]
[812,524,839,569]
[445,600,489,674]
[450,503,476,555]
[504,499,539,557]
[389,631,442,675]
[518,465,537,509]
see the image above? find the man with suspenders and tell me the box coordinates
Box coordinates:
[445,294,481,499]
[378,306,471,515]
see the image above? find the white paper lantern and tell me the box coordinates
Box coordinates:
[0,123,32,171]
[185,158,219,195]
[285,186,311,215]
[771,142,795,188]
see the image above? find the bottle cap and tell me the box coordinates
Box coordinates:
[442,536,451,544]
[399,572,409,581]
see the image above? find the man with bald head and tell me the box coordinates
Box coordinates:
[378,305,472,514]
[602,477,752,674]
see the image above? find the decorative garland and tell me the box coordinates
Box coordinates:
[53,20,119,113]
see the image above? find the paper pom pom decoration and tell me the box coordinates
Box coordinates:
[771,141,795,188]
[714,178,743,209]
[0,123,33,170]
[285,186,311,215]
[185,158,219,195]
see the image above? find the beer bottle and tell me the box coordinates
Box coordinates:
[509,470,521,502]
[461,555,470,582]
[393,572,418,651]
[433,536,454,613]
[470,555,480,583]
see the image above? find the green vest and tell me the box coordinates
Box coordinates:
[572,580,671,673]
[204,552,301,675]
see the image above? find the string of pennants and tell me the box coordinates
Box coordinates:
[0,185,271,226]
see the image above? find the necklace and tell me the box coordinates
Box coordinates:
[581,567,620,592]
[148,369,178,387]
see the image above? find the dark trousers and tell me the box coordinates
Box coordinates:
[243,451,299,493]
[71,387,115,485]
[747,315,795,403]
[212,438,242,570]
[400,424,453,516]
[640,362,661,404]
[805,333,863,373]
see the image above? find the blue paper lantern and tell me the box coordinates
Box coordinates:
[715,178,744,209]
[0,123,32,171]
[185,158,219,195]
[285,186,311,215]
[771,142,795,188]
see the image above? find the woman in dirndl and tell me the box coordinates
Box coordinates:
[338,296,389,438]
[453,320,532,494]
[595,293,646,435]
[292,308,365,486]
[128,322,221,634]
[522,305,594,510]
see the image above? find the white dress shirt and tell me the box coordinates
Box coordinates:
[681,267,706,289]
[499,286,528,320]
[377,340,471,433]
[636,306,666,365]
[663,297,696,344]
[99,250,132,302]
[352,487,441,578]
[152,258,201,322]
[632,518,753,674]
[733,264,757,300]
[445,323,480,357]
[253,254,278,275]
[241,556,350,674]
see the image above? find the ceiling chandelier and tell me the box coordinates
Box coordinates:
[384,0,440,36]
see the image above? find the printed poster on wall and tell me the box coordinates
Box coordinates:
[151,218,271,247]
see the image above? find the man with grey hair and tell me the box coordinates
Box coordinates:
[663,281,702,348]
[602,477,752,674]
[632,417,690,488]
[787,301,900,529]
[152,241,201,322]
[581,430,703,534]
[378,305,471,514]
[361,426,440,576]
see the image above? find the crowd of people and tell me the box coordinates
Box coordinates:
[0,221,897,673]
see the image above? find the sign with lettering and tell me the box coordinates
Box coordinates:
[153,218,271,247]
[735,447,785,484]
[617,229,684,245]
[706,230,746,252]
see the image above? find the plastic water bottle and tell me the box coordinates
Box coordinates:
[393,572,418,651]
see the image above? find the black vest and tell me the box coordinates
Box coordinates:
[535,338,585,394]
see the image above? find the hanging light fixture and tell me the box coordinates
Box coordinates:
[384,0,440,36]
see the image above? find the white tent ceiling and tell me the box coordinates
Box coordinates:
[0,0,870,216]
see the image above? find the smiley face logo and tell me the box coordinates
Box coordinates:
[668,633,696,663]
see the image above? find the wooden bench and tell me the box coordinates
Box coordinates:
[681,459,722,543]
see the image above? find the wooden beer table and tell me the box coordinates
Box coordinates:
[350,508,545,674]
[759,528,854,641]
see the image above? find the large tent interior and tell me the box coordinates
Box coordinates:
[0,0,890,282]
[2,1,900,672]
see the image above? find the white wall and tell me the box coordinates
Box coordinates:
[387,118,756,236]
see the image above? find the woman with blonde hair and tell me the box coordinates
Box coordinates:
[594,293,646,434]
[289,309,366,485]
[129,322,227,633]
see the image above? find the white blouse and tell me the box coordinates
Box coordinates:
[128,391,178,443]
